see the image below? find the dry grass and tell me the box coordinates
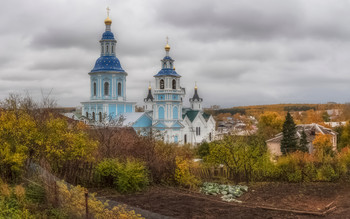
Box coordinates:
[0,183,11,198]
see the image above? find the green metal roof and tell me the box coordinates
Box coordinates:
[184,110,199,122]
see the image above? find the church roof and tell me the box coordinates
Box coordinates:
[182,109,200,122]
[266,123,337,143]
[154,69,181,77]
[90,56,125,73]
[202,113,211,122]
[190,88,203,102]
[101,31,115,40]
[144,88,154,101]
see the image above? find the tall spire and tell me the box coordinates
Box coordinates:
[190,82,202,102]
[104,7,112,30]
[145,82,154,101]
[165,36,170,56]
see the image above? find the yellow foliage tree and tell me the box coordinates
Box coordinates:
[257,111,284,139]
[312,134,334,161]
[0,109,98,181]
[0,110,39,180]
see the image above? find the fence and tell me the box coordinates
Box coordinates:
[190,166,271,183]
[25,162,144,219]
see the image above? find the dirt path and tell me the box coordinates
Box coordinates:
[97,183,350,219]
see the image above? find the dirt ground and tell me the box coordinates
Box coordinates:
[96,182,350,219]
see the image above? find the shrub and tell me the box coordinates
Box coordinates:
[95,158,149,193]
[276,152,316,182]
[338,147,350,178]
[0,183,35,219]
[117,159,149,193]
[95,159,120,187]
[57,181,143,218]
[175,157,201,189]
[197,142,210,159]
[316,164,338,181]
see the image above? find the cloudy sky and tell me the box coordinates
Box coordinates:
[1,0,350,108]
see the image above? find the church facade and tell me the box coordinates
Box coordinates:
[80,13,215,144]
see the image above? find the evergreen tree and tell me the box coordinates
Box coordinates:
[280,112,297,155]
[298,129,309,152]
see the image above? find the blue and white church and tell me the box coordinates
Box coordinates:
[141,42,216,144]
[81,14,136,121]
[79,12,215,144]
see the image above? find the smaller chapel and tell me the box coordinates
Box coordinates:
[79,10,215,144]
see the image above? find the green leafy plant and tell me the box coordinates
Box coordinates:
[95,158,149,193]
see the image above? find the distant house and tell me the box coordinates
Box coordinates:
[266,123,337,156]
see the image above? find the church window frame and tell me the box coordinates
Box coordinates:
[99,112,102,122]
[101,44,104,54]
[86,112,88,118]
[173,106,178,119]
[158,106,165,119]
[184,134,187,144]
[196,127,201,136]
[172,79,176,89]
[112,45,114,53]
[92,112,95,121]
[118,82,122,96]
[106,44,109,53]
[160,79,164,89]
[104,82,110,96]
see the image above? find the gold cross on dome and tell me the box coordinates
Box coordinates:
[106,7,111,17]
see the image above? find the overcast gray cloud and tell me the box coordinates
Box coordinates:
[0,0,350,108]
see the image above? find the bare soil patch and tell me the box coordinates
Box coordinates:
[96,182,350,219]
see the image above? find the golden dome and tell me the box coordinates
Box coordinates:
[165,43,170,51]
[104,16,112,25]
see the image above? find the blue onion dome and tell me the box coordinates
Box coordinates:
[102,31,115,40]
[163,56,173,60]
[154,68,181,77]
[91,56,125,72]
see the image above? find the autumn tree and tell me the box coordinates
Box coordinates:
[312,134,334,160]
[338,122,350,150]
[206,135,267,183]
[257,111,284,140]
[303,110,324,124]
[281,112,297,155]
[0,94,98,182]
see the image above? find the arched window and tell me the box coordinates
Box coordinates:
[172,79,176,89]
[93,82,97,96]
[209,132,212,141]
[184,134,187,144]
[112,45,114,53]
[99,112,102,122]
[101,45,104,53]
[104,82,109,96]
[160,79,164,89]
[118,82,122,96]
[86,112,88,118]
[173,106,178,119]
[106,44,109,53]
[92,112,95,121]
[158,106,164,119]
